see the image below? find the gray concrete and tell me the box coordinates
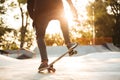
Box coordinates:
[0,45,120,80]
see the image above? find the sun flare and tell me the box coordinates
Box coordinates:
[46,20,62,34]
[46,0,89,34]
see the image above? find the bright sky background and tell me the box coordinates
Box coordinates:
[46,0,91,34]
[3,0,94,34]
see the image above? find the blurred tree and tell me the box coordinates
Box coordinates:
[45,33,64,46]
[0,0,16,49]
[1,31,19,50]
[86,0,114,39]
[0,0,33,50]
[17,0,30,49]
[105,0,120,47]
[0,0,5,3]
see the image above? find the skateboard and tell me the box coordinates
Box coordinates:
[38,43,78,73]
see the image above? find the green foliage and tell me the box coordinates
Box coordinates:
[86,0,114,38]
[45,34,64,46]
[19,30,34,49]
[0,27,14,37]
[2,41,19,50]
[17,0,29,49]
[0,30,19,50]
[0,0,18,49]
[0,19,14,37]
[0,1,6,14]
[0,28,34,50]
[0,0,5,3]
[105,0,120,46]
[17,0,27,4]
[0,0,34,50]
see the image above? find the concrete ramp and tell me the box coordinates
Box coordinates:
[6,49,34,59]
[34,45,110,57]
[103,43,120,51]
[34,46,67,57]
[0,52,120,80]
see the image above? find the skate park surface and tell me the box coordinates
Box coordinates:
[0,43,120,80]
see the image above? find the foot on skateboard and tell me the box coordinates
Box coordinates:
[38,60,49,72]
[67,43,78,56]
[38,65,56,73]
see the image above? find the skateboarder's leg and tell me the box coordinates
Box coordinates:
[59,18,77,56]
[59,18,75,48]
[34,17,49,69]
[59,18,71,45]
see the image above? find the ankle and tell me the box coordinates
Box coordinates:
[66,42,72,49]
[41,59,48,63]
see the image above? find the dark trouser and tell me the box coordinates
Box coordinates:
[34,13,70,62]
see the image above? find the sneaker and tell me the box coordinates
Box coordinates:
[67,43,76,49]
[67,43,77,56]
[38,60,48,70]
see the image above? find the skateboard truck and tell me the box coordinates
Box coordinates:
[69,50,77,56]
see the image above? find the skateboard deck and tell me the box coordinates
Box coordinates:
[38,43,78,73]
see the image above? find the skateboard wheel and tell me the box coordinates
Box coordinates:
[74,50,77,54]
[52,68,56,72]
[69,50,77,56]
[48,67,56,73]
[48,68,56,73]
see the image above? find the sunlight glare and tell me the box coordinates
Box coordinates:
[63,0,74,27]
[63,0,89,27]
[46,20,62,34]
[46,0,90,34]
